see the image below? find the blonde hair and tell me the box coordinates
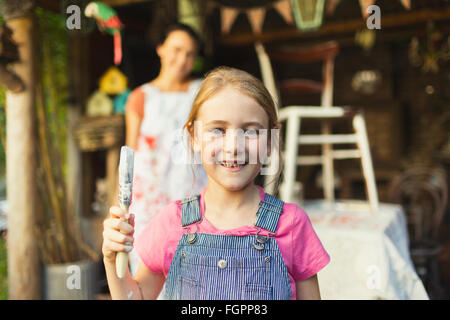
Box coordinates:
[184,66,283,190]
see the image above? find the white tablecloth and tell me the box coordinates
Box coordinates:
[302,200,429,300]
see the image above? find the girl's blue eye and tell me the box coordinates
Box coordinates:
[210,128,224,135]
[244,129,258,137]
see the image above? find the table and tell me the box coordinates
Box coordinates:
[302,200,429,300]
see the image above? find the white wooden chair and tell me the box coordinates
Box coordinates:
[255,42,379,213]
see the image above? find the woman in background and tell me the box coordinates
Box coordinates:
[123,23,207,275]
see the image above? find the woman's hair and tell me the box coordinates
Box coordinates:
[184,66,283,189]
[158,23,202,51]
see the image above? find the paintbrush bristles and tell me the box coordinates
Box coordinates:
[118,146,134,207]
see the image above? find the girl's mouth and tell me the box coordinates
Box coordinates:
[219,161,248,171]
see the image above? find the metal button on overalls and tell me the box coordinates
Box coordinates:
[218,259,227,269]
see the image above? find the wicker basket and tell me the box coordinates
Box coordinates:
[74,115,125,152]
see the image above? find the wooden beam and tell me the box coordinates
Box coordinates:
[220,7,450,46]
[103,0,149,7]
[35,0,59,12]
[36,0,149,11]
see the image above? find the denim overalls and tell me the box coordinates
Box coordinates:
[164,192,292,300]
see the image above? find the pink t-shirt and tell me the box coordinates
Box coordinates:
[135,185,330,300]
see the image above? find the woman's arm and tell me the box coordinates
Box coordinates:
[295,275,321,300]
[125,102,143,149]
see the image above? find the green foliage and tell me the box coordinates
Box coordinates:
[0,4,5,185]
[0,236,7,300]
[0,4,69,296]
[0,88,5,180]
[36,7,69,179]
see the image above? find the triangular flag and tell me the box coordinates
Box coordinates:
[221,6,239,34]
[247,7,266,34]
[359,0,376,18]
[273,0,293,25]
[326,0,342,16]
[399,0,411,10]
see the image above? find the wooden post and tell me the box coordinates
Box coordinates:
[280,115,300,203]
[320,55,335,203]
[353,114,379,214]
[3,0,41,299]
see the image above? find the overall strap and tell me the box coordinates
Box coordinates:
[180,195,202,227]
[254,193,284,234]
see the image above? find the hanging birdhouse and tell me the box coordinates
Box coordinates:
[113,88,130,114]
[290,0,325,31]
[99,66,127,95]
[86,90,113,117]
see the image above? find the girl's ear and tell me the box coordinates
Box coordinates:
[189,120,203,153]
[156,44,164,58]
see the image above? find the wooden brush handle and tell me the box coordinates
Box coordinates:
[115,247,128,279]
[116,205,129,279]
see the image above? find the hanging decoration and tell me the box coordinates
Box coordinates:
[86,90,113,117]
[408,21,450,74]
[85,1,124,65]
[213,0,413,35]
[247,7,267,34]
[351,70,382,95]
[273,0,294,24]
[113,89,131,115]
[213,0,294,34]
[400,0,411,10]
[359,0,376,18]
[326,0,411,17]
[99,66,128,95]
[355,29,376,51]
[359,0,411,18]
[220,6,240,34]
[290,0,326,31]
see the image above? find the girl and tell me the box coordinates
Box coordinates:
[103,67,330,300]
[122,23,207,275]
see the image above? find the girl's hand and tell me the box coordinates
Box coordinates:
[102,206,135,264]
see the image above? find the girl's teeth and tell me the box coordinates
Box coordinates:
[221,162,244,168]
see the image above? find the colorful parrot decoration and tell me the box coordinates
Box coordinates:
[85,2,124,65]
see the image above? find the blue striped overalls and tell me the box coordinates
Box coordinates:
[164,193,292,300]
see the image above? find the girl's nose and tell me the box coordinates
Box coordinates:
[177,52,191,67]
[224,129,245,157]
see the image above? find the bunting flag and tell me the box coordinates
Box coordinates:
[400,0,411,10]
[359,0,376,18]
[217,0,293,34]
[273,0,294,24]
[247,7,266,34]
[359,0,411,18]
[215,0,412,35]
[221,6,240,34]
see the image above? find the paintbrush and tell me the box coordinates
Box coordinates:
[116,146,134,278]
